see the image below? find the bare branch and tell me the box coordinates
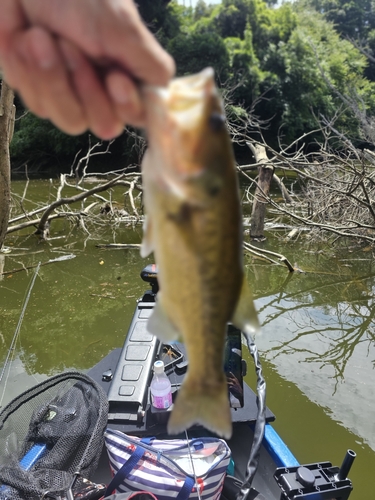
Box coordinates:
[35,174,126,236]
[243,241,294,272]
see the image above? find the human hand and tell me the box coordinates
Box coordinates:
[0,0,175,139]
[227,372,243,400]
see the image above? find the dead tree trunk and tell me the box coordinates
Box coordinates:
[248,142,274,240]
[0,80,15,250]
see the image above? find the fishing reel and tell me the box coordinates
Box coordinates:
[274,449,355,499]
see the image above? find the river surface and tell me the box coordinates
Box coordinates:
[1,178,375,498]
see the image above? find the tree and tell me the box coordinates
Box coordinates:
[10,111,84,170]
[258,9,375,143]
[137,0,183,45]
[177,0,375,145]
[298,0,375,40]
[6,0,375,176]
[248,143,274,240]
[168,31,230,79]
[298,0,375,80]
[0,80,14,250]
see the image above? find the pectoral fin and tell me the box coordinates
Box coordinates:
[140,216,154,258]
[232,276,261,337]
[147,296,181,342]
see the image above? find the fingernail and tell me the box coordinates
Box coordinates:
[108,75,130,104]
[95,122,124,141]
[30,29,57,70]
[59,40,81,72]
[107,73,145,126]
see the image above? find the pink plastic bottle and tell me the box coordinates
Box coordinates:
[150,360,172,409]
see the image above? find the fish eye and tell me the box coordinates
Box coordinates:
[206,177,223,197]
[209,112,226,132]
[208,185,221,197]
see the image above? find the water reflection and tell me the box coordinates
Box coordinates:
[248,246,375,450]
[255,267,375,377]
[266,297,375,389]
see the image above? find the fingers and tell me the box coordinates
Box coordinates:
[25,27,87,134]
[1,30,49,118]
[2,26,144,138]
[106,70,145,128]
[59,39,124,139]
[2,27,88,135]
[101,1,175,87]
[98,1,175,87]
[0,0,25,54]
[18,0,175,87]
[0,0,175,137]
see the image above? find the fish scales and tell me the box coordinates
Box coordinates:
[141,67,260,438]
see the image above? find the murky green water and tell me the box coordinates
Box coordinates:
[1,179,375,498]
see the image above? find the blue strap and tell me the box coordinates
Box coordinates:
[192,440,204,451]
[176,476,195,500]
[140,437,154,445]
[105,445,145,496]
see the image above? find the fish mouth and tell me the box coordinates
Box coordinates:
[168,67,216,107]
[143,67,218,130]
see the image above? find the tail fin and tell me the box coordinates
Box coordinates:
[167,375,232,439]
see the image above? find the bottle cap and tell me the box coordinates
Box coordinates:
[153,360,165,374]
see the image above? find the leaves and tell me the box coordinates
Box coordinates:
[9,0,375,171]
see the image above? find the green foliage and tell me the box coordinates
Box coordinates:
[265,11,375,141]
[10,0,375,172]
[168,31,231,79]
[136,0,182,42]
[298,0,375,39]
[223,30,265,102]
[216,2,249,39]
[10,110,142,172]
[197,0,375,143]
[194,0,211,21]
[297,0,375,81]
[11,112,85,169]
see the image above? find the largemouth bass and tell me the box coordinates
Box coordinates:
[141,68,260,439]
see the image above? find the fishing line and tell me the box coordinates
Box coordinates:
[165,347,201,499]
[184,429,202,500]
[0,262,41,407]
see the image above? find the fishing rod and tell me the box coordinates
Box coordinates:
[0,262,41,407]
[236,332,266,500]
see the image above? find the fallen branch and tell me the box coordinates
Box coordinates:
[8,206,47,224]
[125,176,140,218]
[60,175,109,203]
[243,241,294,272]
[268,197,375,244]
[0,254,76,276]
[6,173,143,238]
[36,174,127,236]
[273,173,293,203]
[96,243,141,249]
[6,212,86,234]
[89,293,115,299]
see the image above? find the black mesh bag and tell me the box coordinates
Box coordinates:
[0,371,108,500]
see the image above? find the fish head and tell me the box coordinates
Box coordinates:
[142,68,235,203]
